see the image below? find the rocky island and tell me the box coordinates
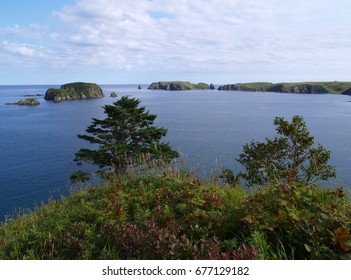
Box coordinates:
[218,81,351,94]
[110,92,118,98]
[5,98,40,106]
[148,81,210,90]
[44,82,104,103]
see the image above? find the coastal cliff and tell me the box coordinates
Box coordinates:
[218,82,351,94]
[266,83,329,94]
[342,88,351,95]
[218,83,273,92]
[44,82,104,103]
[148,81,209,90]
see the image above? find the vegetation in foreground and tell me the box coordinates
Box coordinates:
[0,170,351,260]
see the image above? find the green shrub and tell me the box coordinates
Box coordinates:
[101,174,249,259]
[0,173,250,260]
[234,182,351,259]
[1,171,350,260]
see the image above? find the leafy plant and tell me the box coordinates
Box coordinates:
[220,168,240,186]
[237,115,336,186]
[234,183,351,259]
[72,96,179,179]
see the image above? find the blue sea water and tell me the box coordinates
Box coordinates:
[1,84,351,221]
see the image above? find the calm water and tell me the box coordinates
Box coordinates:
[1,84,351,221]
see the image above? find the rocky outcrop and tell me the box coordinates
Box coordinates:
[218,84,240,91]
[218,83,271,92]
[148,81,209,90]
[5,98,40,106]
[21,94,44,97]
[218,82,330,94]
[110,92,118,98]
[267,84,329,94]
[341,88,351,95]
[44,82,104,103]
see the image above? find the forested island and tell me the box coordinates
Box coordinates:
[44,82,104,103]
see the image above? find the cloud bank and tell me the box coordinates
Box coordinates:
[1,0,351,84]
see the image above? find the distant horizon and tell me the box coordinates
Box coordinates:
[1,80,350,87]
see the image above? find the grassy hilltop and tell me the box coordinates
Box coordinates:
[0,169,351,260]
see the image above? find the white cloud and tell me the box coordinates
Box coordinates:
[2,41,36,57]
[1,0,351,83]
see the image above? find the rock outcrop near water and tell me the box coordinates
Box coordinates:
[218,82,351,94]
[44,82,104,103]
[148,81,209,90]
[341,88,351,95]
[5,98,40,106]
[218,83,272,92]
[267,84,329,94]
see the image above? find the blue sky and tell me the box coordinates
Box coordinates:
[1,0,351,85]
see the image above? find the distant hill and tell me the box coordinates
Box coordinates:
[148,81,210,90]
[218,82,351,94]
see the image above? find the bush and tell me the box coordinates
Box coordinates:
[237,116,336,186]
[234,182,351,259]
[0,172,251,260]
[1,171,350,260]
[101,173,249,259]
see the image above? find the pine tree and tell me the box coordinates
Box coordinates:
[71,96,178,180]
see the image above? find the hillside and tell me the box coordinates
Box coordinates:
[0,171,350,260]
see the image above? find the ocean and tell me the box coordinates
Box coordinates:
[1,84,351,221]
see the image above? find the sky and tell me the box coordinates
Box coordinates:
[0,0,351,85]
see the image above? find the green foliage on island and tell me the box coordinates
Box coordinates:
[218,81,351,94]
[44,82,104,103]
[0,105,350,260]
[5,98,40,106]
[148,81,210,90]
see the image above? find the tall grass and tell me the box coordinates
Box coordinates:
[0,161,351,259]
